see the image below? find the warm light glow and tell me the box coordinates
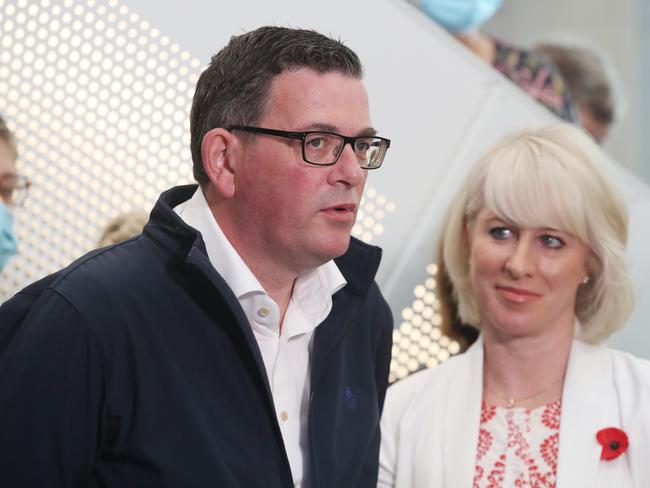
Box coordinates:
[389,262,461,383]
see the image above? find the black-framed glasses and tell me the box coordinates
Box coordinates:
[228,126,390,170]
[0,174,31,207]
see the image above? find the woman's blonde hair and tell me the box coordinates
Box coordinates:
[98,211,149,247]
[442,123,633,343]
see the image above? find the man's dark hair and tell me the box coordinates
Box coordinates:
[189,26,364,186]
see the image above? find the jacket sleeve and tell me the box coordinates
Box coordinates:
[0,290,106,487]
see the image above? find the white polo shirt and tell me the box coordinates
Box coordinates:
[174,187,346,487]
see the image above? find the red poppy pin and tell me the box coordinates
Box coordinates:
[596,427,629,460]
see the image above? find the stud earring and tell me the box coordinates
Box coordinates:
[582,276,590,285]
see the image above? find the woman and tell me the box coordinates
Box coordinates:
[379,124,650,487]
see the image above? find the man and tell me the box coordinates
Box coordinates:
[0,115,29,272]
[0,27,393,487]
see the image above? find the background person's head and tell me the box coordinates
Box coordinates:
[442,123,633,344]
[0,115,25,271]
[97,211,149,247]
[0,115,19,207]
[536,43,623,143]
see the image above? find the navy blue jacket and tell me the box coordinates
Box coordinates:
[0,185,393,487]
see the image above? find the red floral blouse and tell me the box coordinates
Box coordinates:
[473,400,561,488]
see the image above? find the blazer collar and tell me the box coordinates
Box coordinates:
[443,337,485,487]
[556,340,616,487]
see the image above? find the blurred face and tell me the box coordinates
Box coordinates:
[0,139,18,207]
[468,208,590,340]
[233,68,371,274]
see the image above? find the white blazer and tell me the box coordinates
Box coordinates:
[379,338,650,487]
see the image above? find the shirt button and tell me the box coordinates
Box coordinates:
[258,307,270,318]
[280,411,288,422]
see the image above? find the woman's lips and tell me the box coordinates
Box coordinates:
[496,286,542,303]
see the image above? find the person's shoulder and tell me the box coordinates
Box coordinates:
[16,236,163,316]
[577,341,650,396]
[607,346,650,386]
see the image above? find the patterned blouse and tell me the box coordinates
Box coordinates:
[474,400,561,488]
[492,38,577,124]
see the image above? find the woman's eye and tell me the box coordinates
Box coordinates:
[541,235,565,249]
[489,227,513,240]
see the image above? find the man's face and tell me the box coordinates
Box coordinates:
[0,140,18,207]
[232,68,371,275]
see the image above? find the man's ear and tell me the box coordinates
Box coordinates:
[201,128,241,198]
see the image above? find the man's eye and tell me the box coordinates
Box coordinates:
[307,138,325,148]
[355,141,370,152]
[489,227,513,240]
[541,235,565,249]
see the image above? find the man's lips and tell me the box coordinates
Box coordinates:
[496,286,542,303]
[320,203,357,222]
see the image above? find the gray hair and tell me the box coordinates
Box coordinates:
[536,42,623,125]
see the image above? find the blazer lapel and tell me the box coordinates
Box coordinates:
[443,338,485,487]
[556,341,617,488]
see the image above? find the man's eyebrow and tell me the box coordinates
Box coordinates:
[305,123,377,137]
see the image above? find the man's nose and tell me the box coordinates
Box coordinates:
[328,143,365,187]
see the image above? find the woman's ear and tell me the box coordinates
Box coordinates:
[463,215,472,248]
[201,128,241,198]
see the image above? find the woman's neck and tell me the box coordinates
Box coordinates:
[482,330,573,409]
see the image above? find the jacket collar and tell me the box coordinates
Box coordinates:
[145,184,384,389]
[145,185,383,295]
[144,185,207,259]
[443,337,485,487]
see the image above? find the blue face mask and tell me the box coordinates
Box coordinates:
[0,202,18,271]
[420,0,503,33]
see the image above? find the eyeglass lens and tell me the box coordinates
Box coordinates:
[0,175,30,206]
[303,133,387,169]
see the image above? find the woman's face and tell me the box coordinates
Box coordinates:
[468,208,590,340]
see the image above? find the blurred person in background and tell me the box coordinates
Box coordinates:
[380,124,650,487]
[97,211,149,247]
[0,114,30,273]
[410,0,578,122]
[536,42,623,143]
